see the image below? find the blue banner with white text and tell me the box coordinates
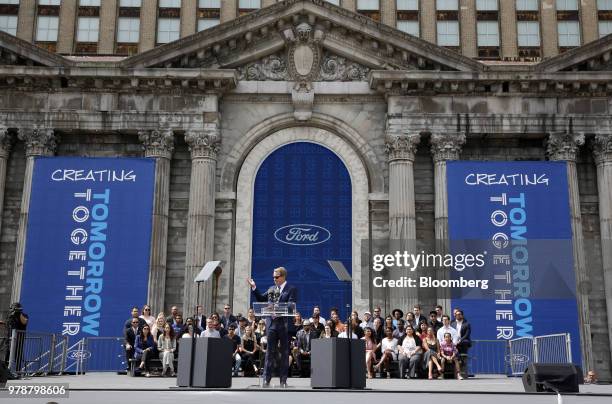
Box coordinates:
[20,157,155,348]
[447,161,581,369]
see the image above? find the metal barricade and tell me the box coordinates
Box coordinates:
[509,333,572,376]
[81,337,125,372]
[9,330,61,376]
[468,339,509,375]
[508,336,535,375]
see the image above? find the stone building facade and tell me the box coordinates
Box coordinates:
[0,0,611,378]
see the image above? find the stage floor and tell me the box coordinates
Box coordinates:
[2,374,611,403]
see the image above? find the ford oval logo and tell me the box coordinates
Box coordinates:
[67,350,92,360]
[274,224,331,246]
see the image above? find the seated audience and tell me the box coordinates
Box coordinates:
[181,324,198,338]
[325,320,338,337]
[320,324,333,339]
[239,325,259,376]
[440,332,463,380]
[134,324,157,377]
[384,316,395,331]
[423,326,443,379]
[158,323,176,377]
[151,313,166,342]
[226,325,242,376]
[374,327,398,378]
[125,307,146,330]
[171,313,184,336]
[201,318,220,338]
[310,315,324,338]
[124,318,140,370]
[139,304,155,328]
[437,315,459,345]
[360,311,373,329]
[392,319,406,344]
[392,309,403,328]
[294,320,313,375]
[362,327,378,379]
[398,326,422,379]
[309,306,326,324]
[428,310,443,334]
[417,321,429,339]
[165,306,179,324]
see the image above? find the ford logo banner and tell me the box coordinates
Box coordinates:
[274,224,331,246]
[67,350,92,361]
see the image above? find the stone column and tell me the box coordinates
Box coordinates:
[0,127,14,239]
[385,128,420,311]
[11,128,57,302]
[592,133,612,370]
[546,132,593,372]
[430,132,466,314]
[139,130,174,314]
[183,125,220,316]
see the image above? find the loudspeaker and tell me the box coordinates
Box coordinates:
[177,338,233,388]
[311,338,365,389]
[522,363,580,393]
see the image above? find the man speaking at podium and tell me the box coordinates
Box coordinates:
[247,267,297,387]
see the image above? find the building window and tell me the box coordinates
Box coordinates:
[477,21,499,46]
[120,0,141,6]
[79,0,100,6]
[238,0,260,15]
[436,0,458,10]
[0,0,19,4]
[558,21,580,47]
[357,0,380,21]
[77,17,99,42]
[159,0,181,7]
[397,0,418,10]
[599,0,612,10]
[397,21,419,36]
[157,18,180,43]
[516,0,538,10]
[0,15,17,35]
[600,20,612,37]
[517,21,540,46]
[117,17,139,43]
[198,0,220,31]
[38,0,60,5]
[36,15,58,41]
[437,20,459,46]
[556,0,578,10]
[476,0,498,10]
[326,0,340,5]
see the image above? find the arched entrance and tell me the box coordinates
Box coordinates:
[251,142,352,319]
[232,126,370,316]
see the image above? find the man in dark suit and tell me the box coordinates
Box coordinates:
[124,307,145,330]
[248,266,297,387]
[294,320,313,376]
[124,318,140,370]
[451,309,471,355]
[220,304,237,330]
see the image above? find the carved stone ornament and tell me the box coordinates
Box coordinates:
[292,82,314,121]
[546,132,585,162]
[18,127,57,157]
[287,23,323,83]
[430,132,466,162]
[592,133,612,165]
[237,53,289,81]
[139,129,175,159]
[319,52,370,82]
[385,134,421,162]
[0,126,13,158]
[185,125,221,160]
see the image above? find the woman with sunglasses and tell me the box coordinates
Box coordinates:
[134,324,157,377]
[139,305,155,328]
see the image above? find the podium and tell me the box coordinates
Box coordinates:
[252,302,296,318]
[311,338,366,389]
[177,337,233,388]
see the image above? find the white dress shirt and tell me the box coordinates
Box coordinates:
[437,325,459,344]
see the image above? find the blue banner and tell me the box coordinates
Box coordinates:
[447,161,581,366]
[20,157,155,342]
[251,142,352,320]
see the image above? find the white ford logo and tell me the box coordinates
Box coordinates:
[274,224,331,246]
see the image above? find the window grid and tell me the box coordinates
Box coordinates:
[476,0,498,11]
[157,18,180,44]
[199,0,220,7]
[77,16,99,42]
[0,15,17,35]
[477,21,500,46]
[117,17,139,43]
[38,0,60,5]
[436,0,458,10]
[557,20,581,47]
[357,0,379,10]
[159,0,181,7]
[556,0,578,11]
[36,15,58,41]
[437,20,459,46]
[517,21,540,46]
[120,0,141,7]
[397,0,418,10]
[516,0,539,11]
[0,0,20,5]
[198,18,219,31]
[397,20,419,37]
[79,0,100,6]
[600,20,612,36]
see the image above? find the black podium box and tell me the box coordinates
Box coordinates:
[311,338,366,389]
[177,337,233,388]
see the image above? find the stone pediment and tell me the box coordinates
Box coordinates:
[121,0,483,74]
[0,31,70,67]
[536,34,612,72]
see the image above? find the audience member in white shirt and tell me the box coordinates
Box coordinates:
[374,327,398,378]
